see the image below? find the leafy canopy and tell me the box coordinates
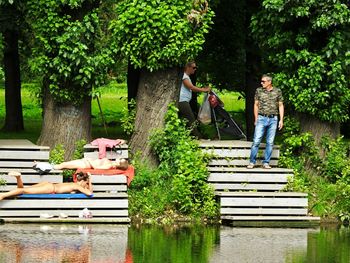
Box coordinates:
[28,0,117,104]
[110,0,214,71]
[251,0,350,122]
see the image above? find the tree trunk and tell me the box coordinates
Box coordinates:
[127,61,141,103]
[297,113,340,142]
[130,67,182,167]
[2,29,24,131]
[37,85,92,160]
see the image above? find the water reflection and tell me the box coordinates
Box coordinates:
[128,225,220,263]
[0,224,349,262]
[209,227,313,263]
[0,224,129,263]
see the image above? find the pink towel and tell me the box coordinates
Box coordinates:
[90,138,125,159]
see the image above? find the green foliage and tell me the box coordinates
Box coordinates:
[128,225,219,262]
[129,103,218,220]
[280,116,350,222]
[27,0,117,104]
[110,0,214,71]
[0,175,5,186]
[72,139,87,159]
[49,144,66,165]
[49,139,87,181]
[320,136,350,183]
[150,104,217,217]
[49,144,70,180]
[121,99,136,136]
[0,83,129,142]
[251,0,350,122]
[128,160,171,218]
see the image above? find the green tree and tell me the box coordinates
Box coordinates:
[27,0,118,158]
[110,0,214,165]
[251,0,350,139]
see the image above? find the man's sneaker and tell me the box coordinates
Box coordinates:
[247,163,255,169]
[263,163,272,169]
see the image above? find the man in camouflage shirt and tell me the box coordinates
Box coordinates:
[247,74,284,169]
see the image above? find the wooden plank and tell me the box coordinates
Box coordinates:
[0,150,49,160]
[217,192,307,197]
[0,169,62,175]
[84,143,129,150]
[91,175,127,183]
[0,161,45,168]
[0,174,63,184]
[221,197,308,207]
[210,183,286,191]
[0,209,128,217]
[221,208,308,215]
[84,151,128,159]
[92,185,127,192]
[199,140,280,149]
[209,173,291,183]
[208,167,293,173]
[0,199,128,208]
[0,140,49,150]
[0,139,35,146]
[1,218,131,223]
[221,216,320,221]
[208,159,279,166]
[203,148,280,158]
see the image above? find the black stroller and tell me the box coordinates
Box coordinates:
[208,91,247,140]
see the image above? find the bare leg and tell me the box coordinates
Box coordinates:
[0,183,54,200]
[8,171,23,188]
[53,159,91,170]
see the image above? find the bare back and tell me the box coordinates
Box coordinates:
[54,182,92,196]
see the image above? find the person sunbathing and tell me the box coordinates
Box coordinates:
[33,158,129,174]
[0,171,93,201]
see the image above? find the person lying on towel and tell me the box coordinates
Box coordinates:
[0,171,92,200]
[33,158,129,174]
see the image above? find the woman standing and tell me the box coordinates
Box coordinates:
[178,61,210,138]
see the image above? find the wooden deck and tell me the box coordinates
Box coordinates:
[200,140,320,226]
[0,140,131,223]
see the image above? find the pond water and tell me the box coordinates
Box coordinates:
[0,224,349,263]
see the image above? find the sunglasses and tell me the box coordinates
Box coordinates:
[192,66,197,69]
[261,80,267,83]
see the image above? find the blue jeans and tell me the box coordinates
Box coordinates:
[249,115,278,164]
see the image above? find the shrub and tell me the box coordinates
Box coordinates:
[50,139,87,182]
[128,103,218,220]
[121,99,136,136]
[280,116,350,222]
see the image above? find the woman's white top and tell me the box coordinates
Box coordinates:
[179,73,192,102]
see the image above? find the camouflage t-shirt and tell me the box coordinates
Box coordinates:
[254,87,283,115]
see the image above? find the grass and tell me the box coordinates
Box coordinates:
[0,82,246,143]
[0,82,129,143]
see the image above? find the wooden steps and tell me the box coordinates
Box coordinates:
[200,140,320,225]
[0,140,131,223]
[209,168,293,192]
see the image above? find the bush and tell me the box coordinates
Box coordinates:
[280,116,350,222]
[128,104,218,221]
[50,139,87,182]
